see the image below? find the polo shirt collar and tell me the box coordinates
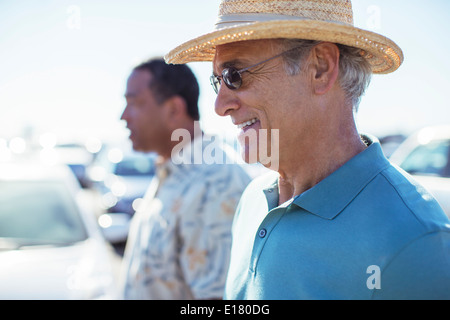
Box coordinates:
[291,134,390,220]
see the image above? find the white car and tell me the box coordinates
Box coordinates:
[390,126,450,219]
[0,162,123,299]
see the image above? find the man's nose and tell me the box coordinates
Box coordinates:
[120,105,129,121]
[214,86,240,117]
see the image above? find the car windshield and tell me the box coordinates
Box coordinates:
[400,140,450,177]
[0,181,88,249]
[114,156,155,176]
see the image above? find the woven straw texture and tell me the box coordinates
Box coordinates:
[165,0,403,74]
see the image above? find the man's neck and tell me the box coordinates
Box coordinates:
[277,129,367,205]
[158,121,202,162]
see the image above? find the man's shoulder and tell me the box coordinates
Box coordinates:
[376,163,450,231]
[174,161,252,197]
[370,165,450,299]
[192,160,251,182]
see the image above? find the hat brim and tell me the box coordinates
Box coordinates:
[165,20,403,74]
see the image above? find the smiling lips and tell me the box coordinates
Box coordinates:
[236,118,258,130]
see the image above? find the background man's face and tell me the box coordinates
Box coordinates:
[121,70,171,153]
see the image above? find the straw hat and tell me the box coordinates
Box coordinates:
[165,0,403,74]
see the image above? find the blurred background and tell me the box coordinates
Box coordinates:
[1,0,449,299]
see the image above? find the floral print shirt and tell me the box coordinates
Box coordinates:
[120,135,251,299]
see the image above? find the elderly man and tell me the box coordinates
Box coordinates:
[166,0,450,299]
[119,58,250,299]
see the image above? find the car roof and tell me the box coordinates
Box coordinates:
[415,125,450,141]
[0,161,75,181]
[0,161,82,198]
[390,125,450,166]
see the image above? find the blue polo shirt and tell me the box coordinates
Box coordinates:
[224,135,450,300]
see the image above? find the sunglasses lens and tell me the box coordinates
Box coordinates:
[210,75,220,94]
[210,68,243,94]
[223,68,242,90]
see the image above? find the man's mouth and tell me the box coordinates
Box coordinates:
[236,118,258,130]
[126,127,135,138]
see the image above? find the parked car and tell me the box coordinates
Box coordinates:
[44,142,97,189]
[0,161,128,299]
[390,125,450,219]
[88,148,156,216]
[379,134,406,158]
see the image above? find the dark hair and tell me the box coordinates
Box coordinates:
[134,58,200,121]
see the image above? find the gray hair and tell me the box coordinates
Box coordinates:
[279,39,372,111]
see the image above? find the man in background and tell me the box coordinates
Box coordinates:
[119,58,250,299]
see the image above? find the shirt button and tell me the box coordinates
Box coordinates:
[259,228,267,238]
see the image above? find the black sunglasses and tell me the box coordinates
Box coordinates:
[210,47,302,94]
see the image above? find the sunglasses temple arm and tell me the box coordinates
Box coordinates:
[238,46,304,74]
[240,50,295,74]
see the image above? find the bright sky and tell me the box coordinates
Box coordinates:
[1,0,450,145]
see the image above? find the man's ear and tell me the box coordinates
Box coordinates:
[309,42,340,95]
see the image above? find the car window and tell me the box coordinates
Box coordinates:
[0,181,88,247]
[400,140,450,177]
[114,156,155,176]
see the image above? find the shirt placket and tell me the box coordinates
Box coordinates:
[249,206,287,273]
[249,185,292,274]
